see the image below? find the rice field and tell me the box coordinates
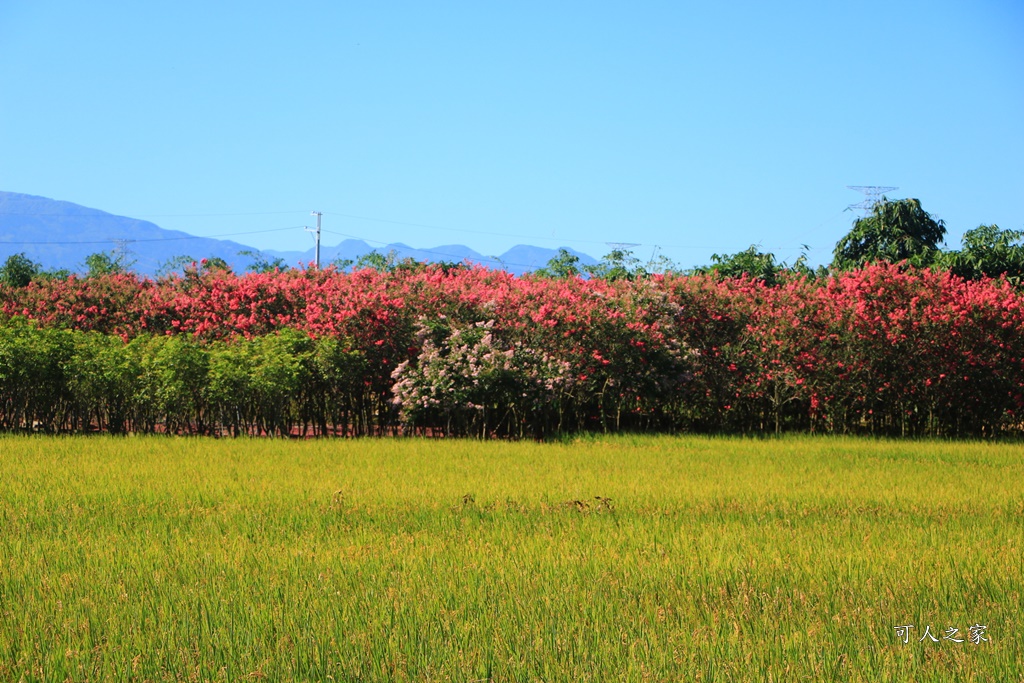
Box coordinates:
[0,434,1021,682]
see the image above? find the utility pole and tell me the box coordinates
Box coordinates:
[308,211,323,268]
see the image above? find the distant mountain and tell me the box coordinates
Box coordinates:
[499,244,596,273]
[0,192,596,276]
[0,192,262,275]
[265,241,597,276]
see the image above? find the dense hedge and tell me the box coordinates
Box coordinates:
[2,263,1023,437]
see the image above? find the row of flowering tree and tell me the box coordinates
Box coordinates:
[2,262,1023,437]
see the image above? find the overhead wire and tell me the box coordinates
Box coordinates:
[0,209,308,218]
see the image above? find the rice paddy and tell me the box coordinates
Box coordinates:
[0,435,1021,681]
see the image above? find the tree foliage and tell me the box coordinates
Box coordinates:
[586,248,646,282]
[692,246,821,285]
[84,251,133,278]
[832,198,946,270]
[0,253,40,288]
[157,255,197,278]
[239,250,288,274]
[941,224,1024,285]
[695,245,782,285]
[534,248,582,279]
[348,250,424,274]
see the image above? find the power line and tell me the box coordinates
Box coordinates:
[0,210,308,218]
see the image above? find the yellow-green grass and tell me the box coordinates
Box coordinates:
[0,435,1021,682]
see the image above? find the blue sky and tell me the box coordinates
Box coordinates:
[1,1,1021,268]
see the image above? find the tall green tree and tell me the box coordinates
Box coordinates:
[0,253,40,287]
[832,198,945,270]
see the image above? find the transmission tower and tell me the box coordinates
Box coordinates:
[112,238,135,265]
[606,242,640,252]
[846,186,898,216]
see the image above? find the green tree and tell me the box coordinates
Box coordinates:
[695,245,782,285]
[433,260,470,274]
[309,335,368,435]
[157,255,197,278]
[587,248,646,281]
[644,251,681,275]
[355,250,397,272]
[0,253,40,287]
[139,335,210,434]
[352,249,422,273]
[158,256,233,281]
[247,330,313,435]
[832,198,946,270]
[36,267,71,281]
[534,248,582,278]
[0,320,74,431]
[940,224,1024,285]
[68,332,145,434]
[330,257,355,272]
[200,257,232,274]
[239,249,288,274]
[693,245,824,284]
[84,251,132,277]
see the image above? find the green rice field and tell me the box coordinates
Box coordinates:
[0,435,1021,681]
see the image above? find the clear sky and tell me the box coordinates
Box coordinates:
[1,0,1021,269]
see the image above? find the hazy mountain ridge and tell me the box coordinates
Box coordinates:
[0,192,260,275]
[264,241,596,275]
[0,192,595,276]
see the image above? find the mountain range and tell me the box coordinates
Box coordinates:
[0,192,596,277]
